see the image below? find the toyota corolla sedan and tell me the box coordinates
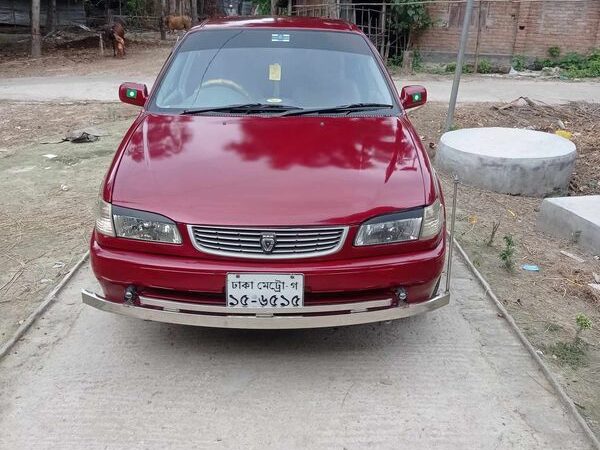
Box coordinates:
[82,16,449,329]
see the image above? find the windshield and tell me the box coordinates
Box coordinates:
[149,29,396,114]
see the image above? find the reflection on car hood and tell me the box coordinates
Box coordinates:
[111,114,426,226]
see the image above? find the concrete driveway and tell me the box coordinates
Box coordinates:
[0,74,599,104]
[0,256,594,449]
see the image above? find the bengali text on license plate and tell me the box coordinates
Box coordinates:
[226,273,304,308]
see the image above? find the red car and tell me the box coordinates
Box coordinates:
[82,16,450,329]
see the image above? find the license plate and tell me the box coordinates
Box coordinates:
[226,273,304,308]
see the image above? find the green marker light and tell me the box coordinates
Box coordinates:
[412,93,422,102]
[126,88,137,99]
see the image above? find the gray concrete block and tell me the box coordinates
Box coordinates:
[436,127,577,197]
[537,195,600,254]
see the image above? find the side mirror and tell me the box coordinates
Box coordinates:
[400,85,427,110]
[119,82,148,107]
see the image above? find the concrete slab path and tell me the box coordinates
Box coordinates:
[0,256,594,449]
[0,74,599,104]
[401,76,600,104]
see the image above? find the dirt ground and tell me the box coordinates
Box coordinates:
[0,33,171,78]
[0,94,599,434]
[409,103,600,435]
[0,101,136,345]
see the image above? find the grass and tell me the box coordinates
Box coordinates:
[548,341,588,369]
[545,323,562,333]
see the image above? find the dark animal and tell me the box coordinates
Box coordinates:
[103,20,126,57]
[164,15,192,33]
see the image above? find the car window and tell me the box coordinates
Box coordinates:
[150,29,395,113]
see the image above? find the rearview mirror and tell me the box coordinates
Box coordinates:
[119,82,148,107]
[400,85,427,110]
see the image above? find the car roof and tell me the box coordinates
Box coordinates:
[191,16,361,33]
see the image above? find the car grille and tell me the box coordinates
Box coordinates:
[188,225,348,259]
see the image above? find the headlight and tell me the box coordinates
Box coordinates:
[354,200,443,246]
[112,205,182,244]
[355,209,423,246]
[95,199,182,244]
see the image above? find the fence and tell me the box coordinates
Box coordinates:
[290,2,398,60]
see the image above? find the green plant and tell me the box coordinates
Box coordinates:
[512,55,526,71]
[445,62,472,73]
[574,313,592,344]
[564,59,600,78]
[477,58,492,74]
[548,46,561,58]
[499,235,515,271]
[558,52,587,70]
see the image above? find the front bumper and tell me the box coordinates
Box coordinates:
[82,289,449,329]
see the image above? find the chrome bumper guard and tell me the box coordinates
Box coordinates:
[81,290,450,329]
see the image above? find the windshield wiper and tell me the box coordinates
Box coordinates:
[181,103,302,115]
[279,103,394,117]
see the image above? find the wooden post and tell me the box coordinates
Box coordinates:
[99,33,104,56]
[191,0,198,23]
[31,0,41,57]
[473,0,485,73]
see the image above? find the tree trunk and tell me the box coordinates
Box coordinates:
[379,2,386,56]
[191,0,198,23]
[31,0,41,57]
[401,50,413,74]
[270,0,277,15]
[203,0,217,17]
[160,0,166,39]
[45,0,56,33]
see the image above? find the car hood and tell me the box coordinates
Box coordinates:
[111,114,426,226]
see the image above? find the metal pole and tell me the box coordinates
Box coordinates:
[445,176,459,294]
[445,0,475,132]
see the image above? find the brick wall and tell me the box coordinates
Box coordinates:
[416,0,600,65]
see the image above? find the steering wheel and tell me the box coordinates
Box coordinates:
[198,79,252,101]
